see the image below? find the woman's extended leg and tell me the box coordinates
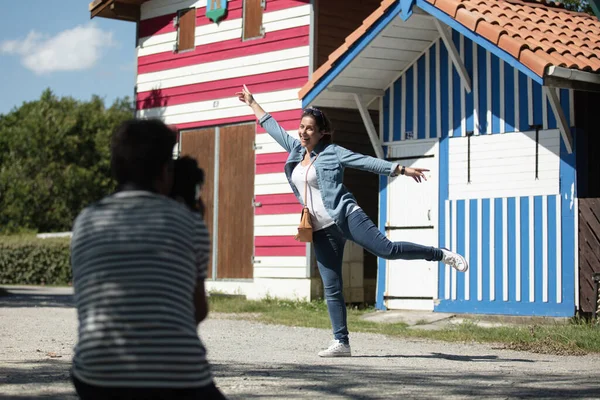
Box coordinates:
[343,209,468,271]
[312,226,352,357]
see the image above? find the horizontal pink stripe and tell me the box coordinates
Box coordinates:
[138,26,309,74]
[256,153,288,165]
[256,152,286,174]
[255,236,302,247]
[254,246,305,257]
[137,67,307,109]
[255,234,305,257]
[254,194,301,215]
[255,204,301,215]
[256,110,302,133]
[255,193,298,205]
[139,0,308,38]
[256,163,284,174]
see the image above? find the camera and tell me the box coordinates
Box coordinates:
[171,156,206,216]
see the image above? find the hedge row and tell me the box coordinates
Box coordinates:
[0,236,72,285]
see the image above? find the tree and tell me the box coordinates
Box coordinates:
[560,0,594,14]
[0,89,134,233]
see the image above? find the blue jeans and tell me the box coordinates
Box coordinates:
[312,209,443,345]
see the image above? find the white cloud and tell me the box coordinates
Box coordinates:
[0,23,116,75]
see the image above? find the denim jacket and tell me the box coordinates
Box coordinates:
[259,113,399,226]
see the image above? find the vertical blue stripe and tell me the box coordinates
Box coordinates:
[534,196,544,303]
[481,198,491,302]
[405,68,414,139]
[507,197,516,302]
[477,45,487,134]
[560,88,571,127]
[383,88,390,143]
[494,198,503,301]
[491,54,501,133]
[438,137,449,300]
[547,91,557,129]
[520,196,530,303]
[532,81,543,126]
[547,195,557,303]
[469,199,478,302]
[464,36,474,134]
[519,71,529,130]
[393,78,402,141]
[438,203,447,299]
[429,44,437,139]
[440,42,449,138]
[376,174,388,310]
[504,61,515,133]
[417,56,427,140]
[457,200,466,299]
[452,30,461,137]
[560,128,576,313]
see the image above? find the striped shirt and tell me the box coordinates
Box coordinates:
[70,191,212,388]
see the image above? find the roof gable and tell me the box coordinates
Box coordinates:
[300,0,600,102]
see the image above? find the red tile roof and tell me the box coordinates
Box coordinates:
[299,0,600,100]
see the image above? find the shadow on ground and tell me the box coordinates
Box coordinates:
[211,362,599,399]
[1,357,598,399]
[0,288,73,308]
[351,353,535,362]
[0,359,76,399]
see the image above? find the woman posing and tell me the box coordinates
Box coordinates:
[237,85,468,357]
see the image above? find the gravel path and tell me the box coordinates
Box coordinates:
[1,289,600,399]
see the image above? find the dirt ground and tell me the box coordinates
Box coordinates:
[1,287,599,399]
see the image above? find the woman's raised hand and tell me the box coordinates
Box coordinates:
[236,84,254,106]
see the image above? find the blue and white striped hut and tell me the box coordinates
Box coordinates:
[299,0,600,317]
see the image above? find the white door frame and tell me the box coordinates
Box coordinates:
[384,139,439,310]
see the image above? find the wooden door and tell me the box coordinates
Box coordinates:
[180,128,216,279]
[386,154,438,308]
[179,124,255,280]
[575,90,600,313]
[384,142,439,310]
[217,123,255,279]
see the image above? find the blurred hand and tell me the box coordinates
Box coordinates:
[236,84,254,106]
[403,167,429,183]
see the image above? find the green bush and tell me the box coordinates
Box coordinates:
[0,235,71,285]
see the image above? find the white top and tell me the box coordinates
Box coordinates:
[291,162,336,231]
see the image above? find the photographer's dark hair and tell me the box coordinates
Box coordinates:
[302,107,334,144]
[171,156,205,215]
[111,119,177,190]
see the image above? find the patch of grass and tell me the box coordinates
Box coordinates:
[208,296,600,355]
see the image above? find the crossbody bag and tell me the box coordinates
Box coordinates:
[294,155,319,243]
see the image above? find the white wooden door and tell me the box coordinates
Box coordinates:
[385,142,438,310]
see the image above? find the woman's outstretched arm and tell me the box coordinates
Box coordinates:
[335,145,428,182]
[236,85,299,154]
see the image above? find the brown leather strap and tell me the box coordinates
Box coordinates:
[303,154,318,210]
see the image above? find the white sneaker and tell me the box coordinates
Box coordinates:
[318,340,351,357]
[441,248,469,272]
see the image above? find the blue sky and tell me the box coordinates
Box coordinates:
[0,0,137,115]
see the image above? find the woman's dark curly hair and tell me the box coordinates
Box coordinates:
[302,107,334,144]
[170,156,206,216]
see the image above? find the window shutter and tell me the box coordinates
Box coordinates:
[243,0,264,41]
[177,8,196,52]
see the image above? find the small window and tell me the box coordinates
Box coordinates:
[175,8,196,52]
[243,0,264,41]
